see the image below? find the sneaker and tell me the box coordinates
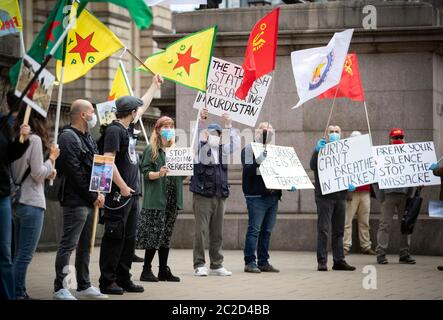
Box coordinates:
[16,293,37,300]
[158,266,180,282]
[332,261,356,271]
[362,248,377,255]
[53,288,77,300]
[194,266,209,277]
[399,254,416,264]
[209,267,232,276]
[76,286,109,300]
[317,263,328,271]
[437,266,443,271]
[377,254,388,264]
[258,264,280,273]
[244,263,261,273]
[100,282,124,295]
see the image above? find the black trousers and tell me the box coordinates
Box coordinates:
[99,196,139,288]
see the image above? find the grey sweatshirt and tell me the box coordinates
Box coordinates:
[11,134,53,210]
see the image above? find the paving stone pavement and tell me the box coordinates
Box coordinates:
[27,249,443,300]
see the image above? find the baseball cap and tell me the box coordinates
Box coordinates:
[115,96,143,113]
[389,128,405,138]
[207,123,222,134]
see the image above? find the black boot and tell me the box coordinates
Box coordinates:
[140,266,159,282]
[158,266,180,282]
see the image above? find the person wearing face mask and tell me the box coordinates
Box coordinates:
[190,108,240,277]
[373,128,416,265]
[241,122,297,273]
[310,125,356,272]
[53,99,107,300]
[136,116,183,282]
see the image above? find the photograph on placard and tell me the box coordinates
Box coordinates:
[89,155,115,193]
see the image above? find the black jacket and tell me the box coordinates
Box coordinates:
[56,125,98,207]
[241,144,282,199]
[0,115,29,197]
[310,150,347,200]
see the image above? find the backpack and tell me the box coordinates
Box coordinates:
[45,128,88,202]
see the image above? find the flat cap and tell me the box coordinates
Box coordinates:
[115,96,143,113]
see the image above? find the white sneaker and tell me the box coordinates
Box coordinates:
[75,286,109,300]
[194,266,209,276]
[209,267,232,276]
[53,288,77,300]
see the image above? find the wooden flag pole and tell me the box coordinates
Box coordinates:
[363,100,373,145]
[90,196,100,255]
[19,106,32,143]
[323,85,341,138]
[126,48,154,74]
[18,17,77,143]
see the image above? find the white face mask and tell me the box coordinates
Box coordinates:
[86,113,97,129]
[207,135,220,148]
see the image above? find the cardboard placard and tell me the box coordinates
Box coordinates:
[89,155,115,193]
[166,147,194,176]
[96,100,117,126]
[250,142,314,190]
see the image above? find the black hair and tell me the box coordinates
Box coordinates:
[115,109,135,119]
[6,89,22,113]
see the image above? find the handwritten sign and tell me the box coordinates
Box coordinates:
[250,143,314,190]
[373,141,440,189]
[193,57,272,127]
[318,134,377,195]
[166,147,194,176]
[89,155,115,193]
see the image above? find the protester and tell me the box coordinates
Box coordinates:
[343,131,376,255]
[10,109,59,300]
[374,128,415,265]
[191,108,239,276]
[137,116,183,282]
[52,100,107,300]
[429,161,442,270]
[241,122,295,273]
[310,125,356,271]
[0,112,30,300]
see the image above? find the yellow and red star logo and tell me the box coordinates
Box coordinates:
[69,32,99,64]
[173,46,199,76]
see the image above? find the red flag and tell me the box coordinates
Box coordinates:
[318,53,365,101]
[235,8,279,100]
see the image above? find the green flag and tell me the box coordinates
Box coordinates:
[9,0,67,87]
[77,0,153,30]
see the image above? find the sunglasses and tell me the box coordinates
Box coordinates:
[391,136,404,140]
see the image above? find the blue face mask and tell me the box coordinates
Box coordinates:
[160,128,175,141]
[329,132,340,142]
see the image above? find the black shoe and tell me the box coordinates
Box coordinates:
[118,281,144,293]
[244,263,261,273]
[399,254,416,264]
[133,254,144,263]
[317,263,327,271]
[332,261,356,271]
[100,282,124,295]
[258,264,280,272]
[158,266,180,282]
[437,266,443,271]
[377,254,388,264]
[140,267,159,282]
[16,293,37,300]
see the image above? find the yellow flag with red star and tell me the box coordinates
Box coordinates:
[108,64,131,101]
[56,3,124,84]
[138,26,217,92]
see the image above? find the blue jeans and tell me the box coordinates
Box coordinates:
[243,195,279,266]
[13,204,44,298]
[0,196,15,300]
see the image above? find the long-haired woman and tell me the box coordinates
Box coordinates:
[11,108,59,300]
[136,116,183,282]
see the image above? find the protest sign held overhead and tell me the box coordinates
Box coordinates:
[96,100,117,126]
[193,57,272,127]
[166,147,194,176]
[291,29,354,109]
[89,155,115,193]
[373,142,441,189]
[15,54,55,118]
[318,134,377,195]
[250,143,314,190]
[0,0,22,37]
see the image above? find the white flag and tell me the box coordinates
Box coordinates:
[145,0,206,5]
[291,29,354,109]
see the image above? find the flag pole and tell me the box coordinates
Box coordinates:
[118,58,149,144]
[17,16,77,142]
[363,100,373,145]
[126,48,154,74]
[323,84,340,138]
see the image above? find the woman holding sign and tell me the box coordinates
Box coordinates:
[136,116,183,282]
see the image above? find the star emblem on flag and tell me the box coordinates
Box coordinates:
[173,46,199,76]
[69,32,99,64]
